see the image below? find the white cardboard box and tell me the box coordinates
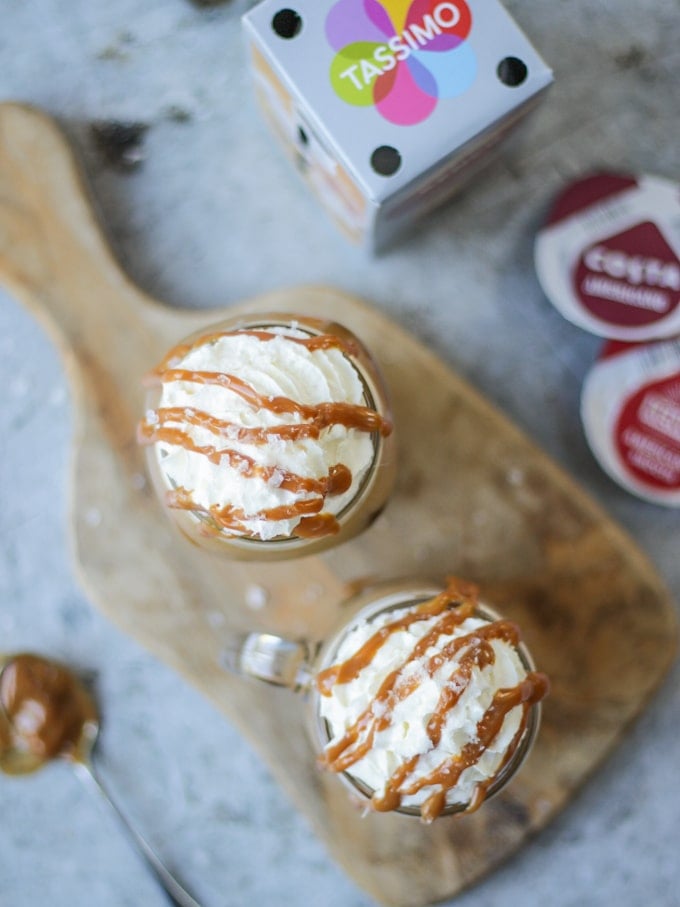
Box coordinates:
[243,1,553,251]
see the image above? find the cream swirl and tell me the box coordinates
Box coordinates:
[317,581,548,821]
[139,324,390,541]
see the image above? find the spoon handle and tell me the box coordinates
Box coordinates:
[73,760,202,907]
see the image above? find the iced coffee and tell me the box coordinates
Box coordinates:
[139,313,395,559]
[227,576,549,822]
[312,578,548,822]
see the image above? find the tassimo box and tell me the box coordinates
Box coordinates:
[243,0,553,251]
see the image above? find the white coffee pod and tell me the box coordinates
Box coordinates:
[535,172,680,341]
[581,337,680,507]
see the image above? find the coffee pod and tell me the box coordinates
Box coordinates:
[535,172,680,341]
[581,337,680,507]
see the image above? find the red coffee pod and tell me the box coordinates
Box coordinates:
[535,172,680,341]
[581,338,680,507]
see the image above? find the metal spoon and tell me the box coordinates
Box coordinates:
[0,653,202,907]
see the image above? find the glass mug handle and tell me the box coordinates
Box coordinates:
[222,633,315,692]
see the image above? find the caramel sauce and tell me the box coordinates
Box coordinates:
[140,328,392,541]
[150,327,361,375]
[316,581,476,695]
[140,402,388,442]
[142,424,351,496]
[167,485,327,536]
[294,512,343,539]
[145,372,391,438]
[317,579,549,821]
[162,455,350,537]
[401,671,549,823]
[0,654,97,773]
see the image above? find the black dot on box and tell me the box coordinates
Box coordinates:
[371,146,401,177]
[271,9,302,39]
[497,57,528,87]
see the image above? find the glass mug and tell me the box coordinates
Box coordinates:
[139,313,396,560]
[223,579,548,823]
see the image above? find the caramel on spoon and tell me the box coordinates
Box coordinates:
[0,653,201,907]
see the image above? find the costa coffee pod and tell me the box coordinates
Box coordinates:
[581,338,680,507]
[535,172,680,341]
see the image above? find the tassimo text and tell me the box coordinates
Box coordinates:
[338,2,465,90]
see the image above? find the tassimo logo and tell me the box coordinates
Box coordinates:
[326,0,475,126]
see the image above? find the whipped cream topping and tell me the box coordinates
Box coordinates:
[140,324,389,541]
[317,582,548,821]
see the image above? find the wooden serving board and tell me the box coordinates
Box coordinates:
[0,102,677,906]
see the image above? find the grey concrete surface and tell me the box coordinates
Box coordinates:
[0,1,678,905]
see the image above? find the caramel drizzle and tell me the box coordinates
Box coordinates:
[140,328,392,540]
[167,485,342,538]
[150,327,361,375]
[139,423,352,496]
[316,578,479,695]
[140,401,388,442]
[317,579,549,822]
[145,370,391,438]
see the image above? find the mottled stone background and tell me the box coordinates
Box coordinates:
[0,1,678,905]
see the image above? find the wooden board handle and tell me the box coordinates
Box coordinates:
[0,103,176,364]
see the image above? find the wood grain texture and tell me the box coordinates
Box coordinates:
[0,102,677,906]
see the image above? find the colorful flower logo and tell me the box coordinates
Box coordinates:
[326,0,476,126]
